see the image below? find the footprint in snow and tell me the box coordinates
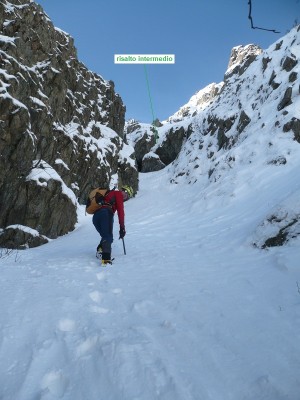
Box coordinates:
[112,288,122,295]
[90,305,109,314]
[57,318,76,332]
[96,271,107,281]
[89,290,103,303]
[132,300,156,317]
[76,335,100,357]
[41,370,69,398]
[89,290,109,314]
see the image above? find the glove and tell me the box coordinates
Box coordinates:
[119,226,126,239]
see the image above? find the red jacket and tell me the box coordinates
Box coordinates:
[103,190,125,227]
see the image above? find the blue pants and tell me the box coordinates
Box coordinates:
[92,208,114,257]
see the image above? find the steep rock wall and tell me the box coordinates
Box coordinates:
[0,0,138,249]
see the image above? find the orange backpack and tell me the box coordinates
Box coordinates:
[86,188,110,215]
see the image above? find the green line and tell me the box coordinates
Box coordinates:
[143,65,158,142]
[143,65,155,122]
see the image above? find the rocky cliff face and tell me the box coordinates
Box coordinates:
[126,43,263,174]
[127,26,300,247]
[0,0,138,249]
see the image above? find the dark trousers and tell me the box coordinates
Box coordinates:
[92,208,114,259]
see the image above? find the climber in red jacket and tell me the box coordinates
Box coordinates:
[86,185,133,265]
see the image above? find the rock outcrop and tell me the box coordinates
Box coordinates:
[167,83,223,123]
[224,44,263,80]
[141,152,165,173]
[0,0,138,249]
[124,121,156,171]
[252,189,300,249]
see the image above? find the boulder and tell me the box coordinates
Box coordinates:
[141,152,166,172]
[0,227,48,250]
[277,87,293,111]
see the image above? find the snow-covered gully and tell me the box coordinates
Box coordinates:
[1,169,299,400]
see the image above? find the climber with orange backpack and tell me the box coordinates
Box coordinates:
[86,185,134,265]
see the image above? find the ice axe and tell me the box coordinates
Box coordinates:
[122,237,126,255]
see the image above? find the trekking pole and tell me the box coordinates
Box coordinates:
[122,237,126,255]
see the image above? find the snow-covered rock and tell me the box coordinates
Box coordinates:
[225,43,263,80]
[167,82,224,123]
[127,26,300,246]
[0,0,138,248]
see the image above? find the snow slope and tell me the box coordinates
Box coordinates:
[0,166,300,400]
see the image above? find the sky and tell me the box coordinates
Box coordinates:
[35,0,299,123]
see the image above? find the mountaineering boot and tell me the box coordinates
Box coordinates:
[101,252,112,266]
[96,243,102,252]
[101,259,112,266]
[96,242,103,259]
